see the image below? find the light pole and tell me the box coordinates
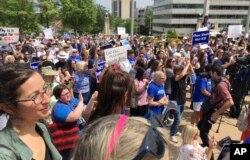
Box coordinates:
[131,0,134,40]
[245,1,250,37]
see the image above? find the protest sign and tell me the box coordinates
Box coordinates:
[117,27,126,35]
[121,39,131,50]
[228,25,242,38]
[192,30,210,46]
[0,27,19,46]
[43,28,53,39]
[104,46,127,64]
[95,61,105,81]
[30,61,41,70]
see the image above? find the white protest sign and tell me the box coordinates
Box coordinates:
[117,27,126,35]
[43,28,53,39]
[198,27,208,31]
[0,27,19,46]
[228,25,242,38]
[104,46,127,64]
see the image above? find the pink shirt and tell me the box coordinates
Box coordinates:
[134,79,148,106]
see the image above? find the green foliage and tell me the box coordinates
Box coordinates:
[60,0,97,35]
[91,4,108,33]
[39,0,59,28]
[167,28,178,38]
[145,8,153,35]
[110,16,138,34]
[0,0,39,35]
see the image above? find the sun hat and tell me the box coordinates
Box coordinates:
[57,51,68,59]
[41,66,59,76]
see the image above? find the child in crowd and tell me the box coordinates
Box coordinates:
[177,124,216,160]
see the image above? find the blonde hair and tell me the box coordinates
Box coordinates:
[72,115,169,160]
[181,124,199,144]
[75,61,87,72]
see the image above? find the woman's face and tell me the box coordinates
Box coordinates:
[14,72,50,121]
[59,89,71,103]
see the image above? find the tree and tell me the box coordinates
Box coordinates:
[0,0,39,35]
[110,16,138,34]
[91,4,108,33]
[167,28,178,38]
[60,0,97,35]
[39,0,59,28]
[144,8,153,35]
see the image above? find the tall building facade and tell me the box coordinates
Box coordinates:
[112,0,137,19]
[152,0,250,36]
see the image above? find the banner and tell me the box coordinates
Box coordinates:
[43,28,53,39]
[95,61,105,81]
[117,27,126,35]
[0,27,19,46]
[192,30,210,46]
[104,46,127,64]
[228,25,242,38]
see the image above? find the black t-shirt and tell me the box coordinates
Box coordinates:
[170,76,186,105]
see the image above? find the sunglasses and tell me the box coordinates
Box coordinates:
[133,111,166,160]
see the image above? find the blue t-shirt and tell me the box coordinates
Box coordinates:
[52,98,79,123]
[147,82,165,115]
[73,70,90,93]
[192,77,211,102]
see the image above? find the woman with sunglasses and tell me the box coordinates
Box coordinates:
[72,114,171,160]
[0,63,62,160]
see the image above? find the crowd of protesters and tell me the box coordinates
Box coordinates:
[0,30,249,160]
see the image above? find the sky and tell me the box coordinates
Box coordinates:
[95,0,153,12]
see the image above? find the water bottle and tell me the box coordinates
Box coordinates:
[190,73,196,85]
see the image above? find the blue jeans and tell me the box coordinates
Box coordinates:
[170,105,184,136]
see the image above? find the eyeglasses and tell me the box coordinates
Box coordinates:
[14,87,50,105]
[61,91,70,97]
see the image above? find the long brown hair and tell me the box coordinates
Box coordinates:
[89,68,133,122]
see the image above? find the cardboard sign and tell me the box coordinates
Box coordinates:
[192,30,210,46]
[117,27,126,35]
[104,46,127,64]
[95,61,105,81]
[0,27,19,46]
[228,25,242,38]
[43,28,53,39]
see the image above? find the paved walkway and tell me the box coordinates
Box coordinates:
[168,92,250,159]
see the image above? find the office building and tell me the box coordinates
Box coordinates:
[112,0,137,19]
[152,0,250,36]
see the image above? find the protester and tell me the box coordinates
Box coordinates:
[177,124,216,160]
[0,63,62,160]
[88,67,133,123]
[72,115,170,160]
[51,84,97,159]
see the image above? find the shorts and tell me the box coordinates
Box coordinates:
[193,102,203,111]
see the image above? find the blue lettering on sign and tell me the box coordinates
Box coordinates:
[192,30,210,46]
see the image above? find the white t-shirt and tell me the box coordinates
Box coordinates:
[0,114,9,130]
[177,140,208,160]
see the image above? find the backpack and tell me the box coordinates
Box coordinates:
[236,106,249,131]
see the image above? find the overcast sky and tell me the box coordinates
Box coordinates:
[95,0,153,12]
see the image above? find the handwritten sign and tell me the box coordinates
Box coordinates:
[0,27,19,46]
[104,46,127,64]
[228,25,242,38]
[117,27,126,35]
[192,30,210,46]
[43,28,53,39]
